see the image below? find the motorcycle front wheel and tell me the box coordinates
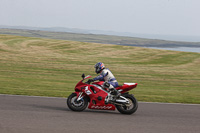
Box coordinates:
[115,94,138,115]
[67,93,88,111]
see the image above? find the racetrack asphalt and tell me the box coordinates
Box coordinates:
[0,94,200,133]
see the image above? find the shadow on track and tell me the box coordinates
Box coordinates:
[83,109,119,115]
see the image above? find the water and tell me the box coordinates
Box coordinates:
[146,47,200,53]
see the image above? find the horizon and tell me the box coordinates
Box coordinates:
[1,25,200,42]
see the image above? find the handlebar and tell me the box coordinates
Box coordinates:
[85,79,94,84]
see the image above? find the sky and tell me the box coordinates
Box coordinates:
[0,0,200,41]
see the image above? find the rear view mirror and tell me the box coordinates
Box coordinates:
[81,74,85,79]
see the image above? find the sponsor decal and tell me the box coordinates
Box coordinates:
[91,105,113,109]
[85,86,92,95]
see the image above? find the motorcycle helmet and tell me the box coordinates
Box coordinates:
[94,62,105,74]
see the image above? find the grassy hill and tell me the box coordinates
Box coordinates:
[1,28,200,47]
[0,34,200,104]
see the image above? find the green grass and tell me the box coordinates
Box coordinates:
[0,34,200,104]
[1,28,200,47]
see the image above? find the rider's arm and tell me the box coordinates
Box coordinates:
[93,71,108,81]
[93,74,104,81]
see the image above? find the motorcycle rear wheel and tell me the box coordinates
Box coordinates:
[116,94,138,115]
[67,93,88,111]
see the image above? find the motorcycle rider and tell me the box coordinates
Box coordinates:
[88,62,120,99]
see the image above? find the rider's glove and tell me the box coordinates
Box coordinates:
[88,79,94,84]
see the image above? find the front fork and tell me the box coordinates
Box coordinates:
[76,92,83,102]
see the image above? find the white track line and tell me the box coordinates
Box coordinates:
[139,101,200,106]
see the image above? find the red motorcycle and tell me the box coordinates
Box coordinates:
[67,74,138,114]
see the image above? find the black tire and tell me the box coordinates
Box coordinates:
[116,94,138,115]
[67,93,88,111]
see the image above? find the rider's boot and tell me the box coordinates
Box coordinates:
[110,88,121,101]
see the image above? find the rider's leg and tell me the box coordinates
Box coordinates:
[106,82,121,98]
[103,82,121,103]
[109,87,121,98]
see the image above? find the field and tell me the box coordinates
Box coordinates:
[0,34,200,104]
[1,28,200,47]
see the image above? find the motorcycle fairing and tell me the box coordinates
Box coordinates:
[87,84,115,110]
[75,83,115,110]
[116,83,138,93]
[75,75,92,89]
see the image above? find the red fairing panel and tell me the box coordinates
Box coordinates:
[116,83,138,93]
[87,84,115,110]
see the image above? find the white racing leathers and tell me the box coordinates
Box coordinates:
[93,68,119,89]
